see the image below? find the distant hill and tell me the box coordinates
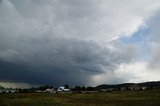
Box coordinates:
[96,81,160,90]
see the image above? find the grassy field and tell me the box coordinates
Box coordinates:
[0,89,160,106]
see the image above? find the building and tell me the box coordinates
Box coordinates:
[44,88,56,93]
[57,86,70,92]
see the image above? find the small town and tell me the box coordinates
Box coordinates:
[1,81,160,94]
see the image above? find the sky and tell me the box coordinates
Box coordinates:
[0,0,160,88]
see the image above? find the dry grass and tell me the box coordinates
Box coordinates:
[0,89,160,106]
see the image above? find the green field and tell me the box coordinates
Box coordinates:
[0,89,160,106]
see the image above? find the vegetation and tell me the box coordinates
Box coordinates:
[0,86,4,89]
[0,89,160,106]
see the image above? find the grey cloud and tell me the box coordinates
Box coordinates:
[0,0,158,86]
[148,43,160,70]
[0,35,138,86]
[148,11,160,42]
[147,11,160,70]
[6,0,159,41]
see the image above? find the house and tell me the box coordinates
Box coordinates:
[35,90,43,93]
[0,89,4,93]
[120,87,127,91]
[0,89,18,93]
[44,88,56,93]
[142,87,147,90]
[10,89,18,93]
[57,86,70,92]
[81,91,98,93]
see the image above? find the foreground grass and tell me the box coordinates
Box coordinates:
[0,89,160,106]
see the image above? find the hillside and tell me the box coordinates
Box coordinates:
[96,81,160,90]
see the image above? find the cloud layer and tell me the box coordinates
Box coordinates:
[0,0,160,87]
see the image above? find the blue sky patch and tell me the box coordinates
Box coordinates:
[120,27,151,44]
[120,27,151,61]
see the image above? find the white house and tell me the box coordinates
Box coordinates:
[0,89,3,93]
[0,89,17,93]
[35,90,43,93]
[44,88,56,93]
[57,86,70,92]
[10,89,18,93]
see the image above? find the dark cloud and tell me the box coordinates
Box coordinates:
[0,0,159,87]
[0,36,137,86]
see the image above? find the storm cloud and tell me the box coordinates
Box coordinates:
[0,0,160,87]
[0,37,138,86]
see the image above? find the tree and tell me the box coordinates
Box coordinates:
[0,86,4,89]
[64,84,69,89]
